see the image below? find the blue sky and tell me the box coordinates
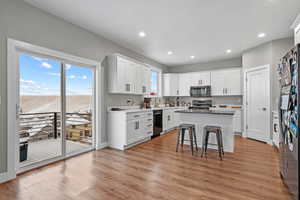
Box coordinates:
[19,53,93,96]
[151,71,158,93]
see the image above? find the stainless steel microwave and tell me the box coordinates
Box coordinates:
[190,86,211,97]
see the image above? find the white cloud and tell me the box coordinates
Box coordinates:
[41,62,52,69]
[32,57,44,62]
[82,75,87,80]
[47,72,61,76]
[20,79,35,84]
[68,75,76,79]
[66,64,72,70]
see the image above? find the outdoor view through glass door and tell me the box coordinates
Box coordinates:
[18,53,95,168]
[65,64,94,155]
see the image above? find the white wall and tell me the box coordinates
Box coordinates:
[242,38,294,111]
[242,37,294,141]
[0,0,167,174]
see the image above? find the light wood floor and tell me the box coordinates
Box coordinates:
[0,131,293,200]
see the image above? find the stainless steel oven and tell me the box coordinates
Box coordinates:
[190,86,211,97]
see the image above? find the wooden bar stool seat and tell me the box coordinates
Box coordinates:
[201,125,224,160]
[176,124,198,155]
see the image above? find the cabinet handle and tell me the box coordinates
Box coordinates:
[135,121,139,130]
[147,124,152,127]
[147,131,152,135]
[125,84,130,92]
[147,119,152,121]
[134,115,140,118]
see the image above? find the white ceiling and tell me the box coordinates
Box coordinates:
[24,0,300,66]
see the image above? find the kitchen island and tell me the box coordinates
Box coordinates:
[175,110,235,152]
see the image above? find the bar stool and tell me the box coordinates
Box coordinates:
[176,124,198,155]
[201,125,224,160]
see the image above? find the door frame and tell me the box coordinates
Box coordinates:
[7,39,103,179]
[243,65,272,144]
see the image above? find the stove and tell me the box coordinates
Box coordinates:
[189,100,212,110]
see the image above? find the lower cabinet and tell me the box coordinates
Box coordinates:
[163,108,182,132]
[108,111,153,150]
[233,110,242,133]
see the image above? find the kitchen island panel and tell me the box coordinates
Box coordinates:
[176,112,234,153]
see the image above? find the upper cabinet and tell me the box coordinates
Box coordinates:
[163,73,179,96]
[107,55,151,95]
[211,68,242,96]
[162,68,241,97]
[189,72,211,86]
[179,73,191,96]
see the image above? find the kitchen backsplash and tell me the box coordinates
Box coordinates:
[165,96,243,106]
[107,94,242,107]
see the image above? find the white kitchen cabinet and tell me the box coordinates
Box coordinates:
[108,110,153,150]
[163,108,182,131]
[211,70,225,96]
[107,54,151,95]
[179,73,191,96]
[136,63,151,95]
[189,71,211,86]
[211,68,242,96]
[233,110,242,133]
[163,73,179,96]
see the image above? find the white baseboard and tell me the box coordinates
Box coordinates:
[0,171,16,184]
[96,142,108,150]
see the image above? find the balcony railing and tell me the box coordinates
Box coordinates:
[19,112,92,144]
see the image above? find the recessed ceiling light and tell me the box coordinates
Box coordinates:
[167,51,173,55]
[190,56,195,59]
[138,31,146,37]
[226,49,232,54]
[258,33,266,38]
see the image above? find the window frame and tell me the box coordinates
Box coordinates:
[147,65,162,97]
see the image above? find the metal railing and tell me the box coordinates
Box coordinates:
[19,112,92,144]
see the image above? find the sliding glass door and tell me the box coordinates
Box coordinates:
[18,53,95,169]
[65,64,95,155]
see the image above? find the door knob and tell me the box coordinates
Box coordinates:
[262,107,267,111]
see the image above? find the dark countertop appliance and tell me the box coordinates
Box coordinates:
[190,86,211,97]
[278,44,299,200]
[152,110,163,139]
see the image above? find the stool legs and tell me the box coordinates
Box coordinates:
[220,130,224,156]
[181,128,185,148]
[216,131,223,160]
[189,128,194,155]
[176,128,180,152]
[193,127,198,151]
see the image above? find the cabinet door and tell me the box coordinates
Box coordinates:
[117,57,135,94]
[127,120,140,144]
[189,72,211,86]
[225,69,242,95]
[211,71,225,96]
[135,63,143,95]
[143,67,151,95]
[163,74,179,96]
[198,72,211,86]
[179,73,190,96]
[116,57,128,93]
[163,110,169,131]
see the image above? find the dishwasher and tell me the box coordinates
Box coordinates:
[152,110,163,139]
